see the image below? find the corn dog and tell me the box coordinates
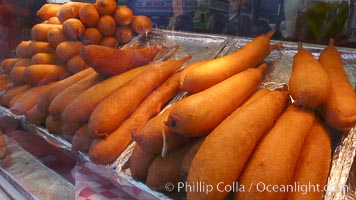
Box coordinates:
[79,3,99,27]
[1,84,31,107]
[319,39,356,130]
[66,55,89,74]
[80,44,168,76]
[37,68,94,114]
[26,105,47,125]
[23,64,67,86]
[289,43,330,108]
[45,115,62,134]
[180,30,281,93]
[61,65,148,136]
[71,124,95,153]
[56,41,84,61]
[29,41,55,54]
[236,105,315,200]
[88,57,191,137]
[187,90,289,200]
[13,58,32,68]
[287,120,331,200]
[95,0,117,15]
[146,143,193,191]
[167,64,266,137]
[31,53,59,64]
[31,24,62,41]
[16,41,33,58]
[62,18,85,40]
[48,70,103,120]
[57,2,83,23]
[181,138,204,182]
[89,72,183,164]
[47,28,69,48]
[10,82,55,115]
[36,3,62,20]
[132,104,189,154]
[9,66,26,85]
[129,144,157,181]
[1,58,19,74]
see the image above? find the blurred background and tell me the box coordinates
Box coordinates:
[123,0,354,45]
[0,0,355,58]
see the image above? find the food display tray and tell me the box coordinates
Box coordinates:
[0,30,355,200]
[114,35,356,200]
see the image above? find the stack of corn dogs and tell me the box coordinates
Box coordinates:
[130,31,356,200]
[0,1,354,199]
[0,0,189,165]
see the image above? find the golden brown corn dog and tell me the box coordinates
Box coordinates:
[88,72,184,165]
[0,77,12,94]
[79,3,99,27]
[95,0,117,15]
[47,28,69,48]
[36,3,61,20]
[8,88,33,109]
[62,18,86,40]
[129,144,157,181]
[16,41,33,58]
[97,15,116,36]
[57,2,83,23]
[9,66,27,85]
[241,87,271,106]
[146,143,193,191]
[187,90,289,200]
[29,41,55,54]
[56,41,84,61]
[13,58,32,68]
[289,43,331,108]
[23,64,67,86]
[37,68,93,114]
[48,70,103,120]
[26,105,47,125]
[287,120,332,200]
[1,84,31,107]
[45,115,63,134]
[31,24,62,41]
[180,138,204,182]
[71,124,95,153]
[1,58,19,74]
[180,30,281,93]
[66,55,89,74]
[61,66,148,136]
[80,44,168,76]
[236,105,315,200]
[88,57,191,137]
[167,64,266,137]
[10,82,56,115]
[319,39,356,130]
[132,105,189,154]
[47,16,61,25]
[31,53,59,64]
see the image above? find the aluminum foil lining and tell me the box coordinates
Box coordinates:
[325,127,356,200]
[0,30,355,200]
